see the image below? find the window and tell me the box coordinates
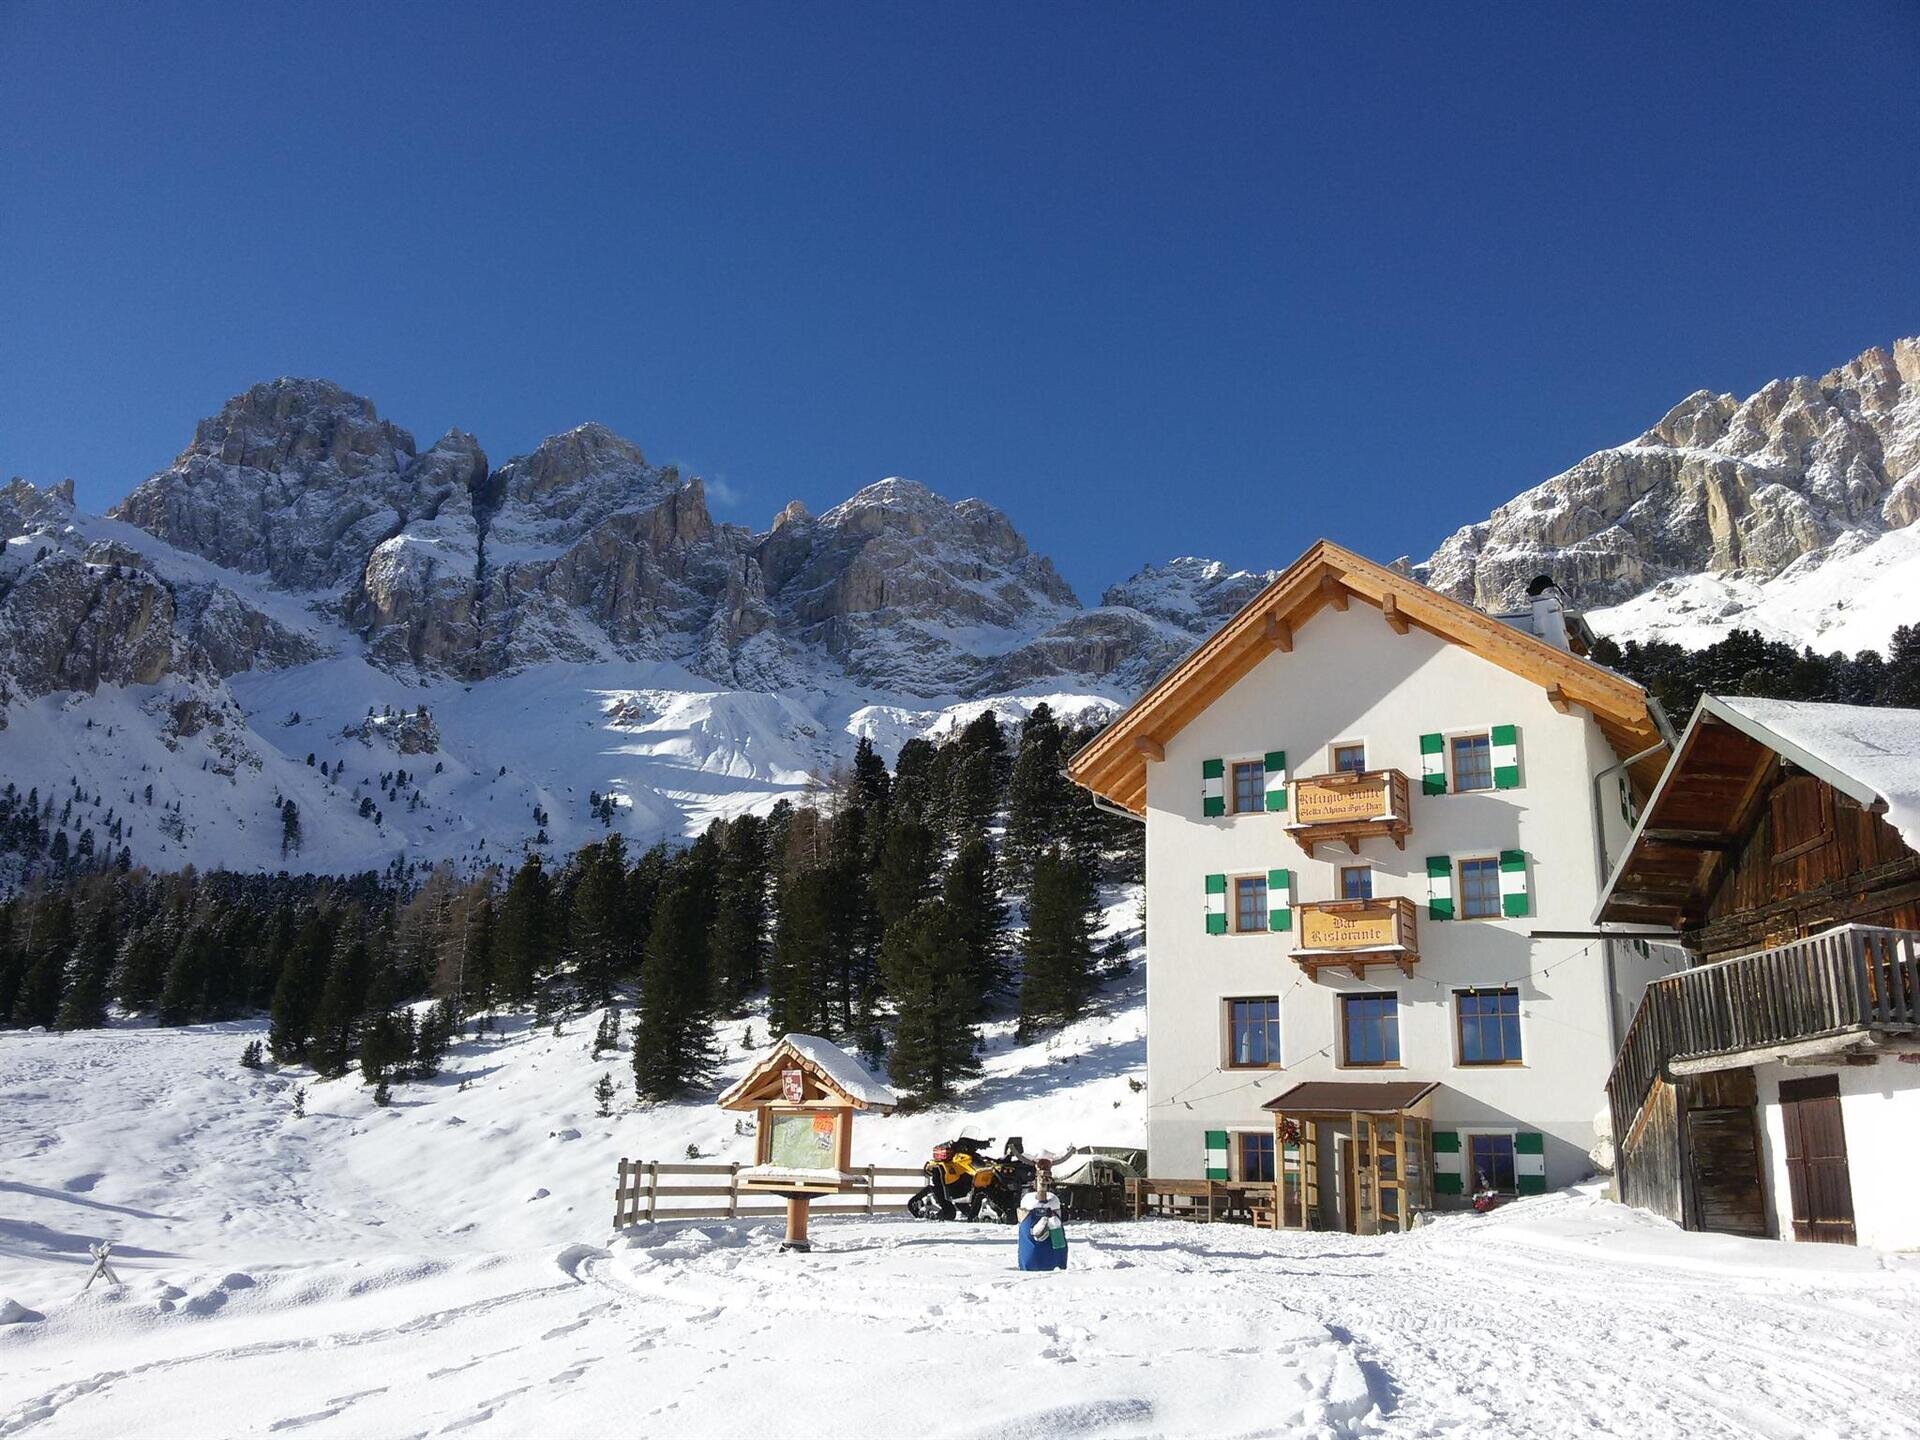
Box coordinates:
[1333,743,1367,774]
[1226,997,1281,1067]
[1339,865,1373,900]
[1459,857,1501,919]
[1233,875,1268,933]
[1238,1130,1276,1182]
[1451,733,1493,792]
[1456,988,1523,1065]
[1469,1133,1517,1194]
[1341,993,1400,1067]
[1231,760,1265,814]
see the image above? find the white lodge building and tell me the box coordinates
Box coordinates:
[1069,542,1675,1232]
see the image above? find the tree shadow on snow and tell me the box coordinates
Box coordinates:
[0,1180,176,1222]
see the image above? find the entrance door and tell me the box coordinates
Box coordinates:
[1780,1075,1856,1245]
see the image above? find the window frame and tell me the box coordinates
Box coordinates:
[1228,758,1267,816]
[1231,874,1269,934]
[1456,854,1503,921]
[1338,863,1374,901]
[1236,1128,1277,1183]
[1449,730,1495,793]
[1338,991,1402,1069]
[1454,986,1524,1067]
[1223,995,1283,1070]
[1466,1131,1518,1195]
[1331,740,1368,775]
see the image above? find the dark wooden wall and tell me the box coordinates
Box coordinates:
[1678,1071,1768,1238]
[1698,770,1920,960]
[1620,1079,1684,1226]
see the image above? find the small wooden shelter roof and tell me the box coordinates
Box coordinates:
[1594,695,1914,931]
[1066,540,1672,816]
[716,1033,899,1113]
[1262,1079,1438,1114]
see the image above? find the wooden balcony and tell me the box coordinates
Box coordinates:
[1290,896,1419,981]
[1286,769,1412,856]
[1606,925,1920,1143]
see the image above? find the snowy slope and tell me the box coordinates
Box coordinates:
[7,997,1920,1437]
[1588,521,1920,652]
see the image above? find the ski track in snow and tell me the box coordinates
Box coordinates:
[5,1021,1920,1438]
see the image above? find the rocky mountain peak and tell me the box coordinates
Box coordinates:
[180,377,416,479]
[1422,336,1920,614]
[1100,556,1278,636]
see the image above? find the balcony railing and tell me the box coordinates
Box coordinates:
[1291,896,1419,980]
[1286,769,1412,856]
[1606,924,1920,1143]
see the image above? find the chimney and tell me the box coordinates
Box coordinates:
[1525,574,1571,651]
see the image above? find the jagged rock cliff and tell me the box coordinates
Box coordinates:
[1423,338,1920,615]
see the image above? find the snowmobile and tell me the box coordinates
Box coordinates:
[906,1136,1036,1222]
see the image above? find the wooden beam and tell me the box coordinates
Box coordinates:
[1321,575,1349,611]
[1380,593,1410,634]
[1133,735,1165,762]
[1264,614,1293,652]
[1642,828,1736,851]
[1546,684,1572,714]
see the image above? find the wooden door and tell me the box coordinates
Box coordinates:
[1780,1075,1856,1245]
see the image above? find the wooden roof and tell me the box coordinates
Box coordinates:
[1594,695,1891,930]
[715,1034,898,1113]
[1067,540,1671,816]
[1262,1079,1438,1114]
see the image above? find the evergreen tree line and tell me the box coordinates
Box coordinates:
[0,705,1142,1109]
[1592,622,1920,721]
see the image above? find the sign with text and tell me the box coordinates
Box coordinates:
[1294,775,1391,826]
[1300,903,1401,951]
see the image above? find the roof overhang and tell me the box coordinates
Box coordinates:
[1262,1079,1439,1114]
[1066,540,1670,816]
[1593,695,1889,930]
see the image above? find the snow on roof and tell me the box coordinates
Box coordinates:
[1712,696,1920,852]
[744,1033,898,1109]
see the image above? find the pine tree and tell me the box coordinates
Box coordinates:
[157,923,212,1026]
[280,799,302,858]
[240,1038,265,1068]
[592,1002,622,1057]
[268,910,330,1062]
[769,859,835,1036]
[870,818,936,933]
[567,838,629,1007]
[1005,702,1078,885]
[309,923,370,1078]
[709,816,769,1013]
[880,899,980,1104]
[594,1072,616,1117]
[54,902,115,1030]
[1018,846,1100,1038]
[631,876,715,1100]
[942,833,1008,1007]
[10,895,72,1029]
[491,855,551,1007]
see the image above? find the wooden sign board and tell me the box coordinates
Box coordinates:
[1300,903,1400,951]
[1295,775,1390,826]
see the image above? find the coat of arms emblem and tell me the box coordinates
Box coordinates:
[780,1067,805,1103]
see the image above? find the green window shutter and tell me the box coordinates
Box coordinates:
[1432,1129,1464,1195]
[1515,1131,1546,1193]
[1419,732,1447,795]
[1499,849,1530,918]
[1205,873,1228,934]
[1202,757,1225,817]
[1263,750,1288,812]
[1267,868,1292,932]
[1426,855,1454,920]
[1204,1130,1229,1181]
[1491,723,1520,789]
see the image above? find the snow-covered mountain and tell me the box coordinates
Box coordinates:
[1422,337,1920,650]
[0,381,1269,876]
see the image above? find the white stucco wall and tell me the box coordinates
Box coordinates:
[1753,1056,1920,1251]
[1144,602,1631,1194]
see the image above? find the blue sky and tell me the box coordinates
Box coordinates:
[3,3,1917,600]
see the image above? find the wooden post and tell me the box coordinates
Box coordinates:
[727,1162,740,1219]
[615,1158,628,1229]
[866,1164,877,1214]
[782,1195,812,1253]
[645,1161,658,1224]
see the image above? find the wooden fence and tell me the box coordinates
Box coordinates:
[613,1160,927,1229]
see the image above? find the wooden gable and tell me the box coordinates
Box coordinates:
[1066,539,1670,816]
[716,1036,896,1114]
[1597,698,1920,954]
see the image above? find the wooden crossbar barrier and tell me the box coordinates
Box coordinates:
[613,1159,928,1230]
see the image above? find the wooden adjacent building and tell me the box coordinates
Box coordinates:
[1599,696,1920,1248]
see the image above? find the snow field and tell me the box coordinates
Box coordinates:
[6,979,1920,1436]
